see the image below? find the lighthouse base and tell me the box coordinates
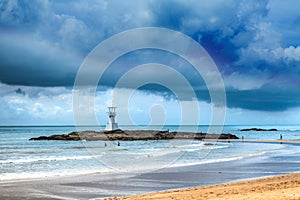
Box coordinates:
[105,122,119,131]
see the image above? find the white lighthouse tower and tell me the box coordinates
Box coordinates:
[105,105,119,131]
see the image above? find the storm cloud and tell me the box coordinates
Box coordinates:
[0,0,300,111]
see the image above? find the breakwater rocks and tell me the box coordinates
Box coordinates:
[240,128,277,132]
[29,129,239,141]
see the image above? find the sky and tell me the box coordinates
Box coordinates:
[0,0,300,126]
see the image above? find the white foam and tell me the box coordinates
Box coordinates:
[170,151,266,168]
[0,168,112,182]
[0,150,268,181]
[0,154,104,164]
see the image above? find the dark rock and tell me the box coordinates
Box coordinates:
[219,133,239,139]
[240,128,277,132]
[203,142,214,145]
[268,128,278,131]
[29,136,49,140]
[104,129,125,134]
[154,131,175,139]
[30,129,239,141]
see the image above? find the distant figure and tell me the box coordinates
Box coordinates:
[117,141,120,146]
[280,134,283,144]
[104,142,107,147]
[242,136,244,142]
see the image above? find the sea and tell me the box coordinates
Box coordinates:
[1,125,300,182]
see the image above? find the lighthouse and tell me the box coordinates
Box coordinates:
[105,105,119,131]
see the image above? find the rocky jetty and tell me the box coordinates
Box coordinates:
[240,128,277,132]
[29,129,239,141]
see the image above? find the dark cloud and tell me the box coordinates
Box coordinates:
[226,86,300,111]
[0,0,300,111]
[15,88,25,96]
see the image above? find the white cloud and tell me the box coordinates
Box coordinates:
[237,22,282,65]
[283,46,300,61]
[0,83,208,126]
[268,46,300,63]
[224,72,270,90]
[0,83,74,125]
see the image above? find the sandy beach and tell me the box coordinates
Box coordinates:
[107,172,300,200]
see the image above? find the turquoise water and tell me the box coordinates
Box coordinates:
[0,125,299,181]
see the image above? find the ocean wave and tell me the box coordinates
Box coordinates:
[0,169,112,182]
[92,150,268,174]
[132,144,229,158]
[162,142,229,150]
[285,129,300,132]
[0,154,104,164]
[64,146,104,149]
[171,151,266,168]
[0,150,268,181]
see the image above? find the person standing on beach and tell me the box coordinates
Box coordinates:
[280,134,283,144]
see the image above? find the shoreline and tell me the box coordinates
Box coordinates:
[207,139,300,143]
[1,139,299,183]
[106,172,300,200]
[1,140,300,199]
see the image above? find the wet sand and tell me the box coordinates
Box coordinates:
[108,172,300,200]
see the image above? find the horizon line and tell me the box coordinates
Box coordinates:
[0,124,299,127]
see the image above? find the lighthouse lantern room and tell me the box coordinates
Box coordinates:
[105,106,119,131]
